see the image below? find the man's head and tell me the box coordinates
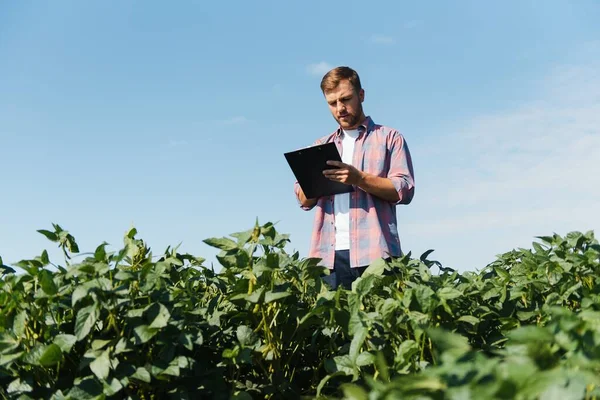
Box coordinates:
[320,66,366,130]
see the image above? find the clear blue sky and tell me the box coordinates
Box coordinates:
[1,1,599,272]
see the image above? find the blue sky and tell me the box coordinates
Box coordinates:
[1,1,599,273]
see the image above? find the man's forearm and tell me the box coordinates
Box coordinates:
[357,173,400,203]
[298,187,318,208]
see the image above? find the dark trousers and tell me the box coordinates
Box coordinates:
[322,250,367,290]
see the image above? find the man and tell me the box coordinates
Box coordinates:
[294,66,415,290]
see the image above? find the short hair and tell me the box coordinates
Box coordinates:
[320,66,362,94]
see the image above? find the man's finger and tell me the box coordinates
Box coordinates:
[326,160,345,167]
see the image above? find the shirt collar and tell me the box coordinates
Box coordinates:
[334,115,374,139]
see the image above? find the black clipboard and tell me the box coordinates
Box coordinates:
[284,141,354,199]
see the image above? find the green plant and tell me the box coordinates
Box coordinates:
[0,222,599,399]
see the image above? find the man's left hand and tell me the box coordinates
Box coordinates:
[323,161,365,186]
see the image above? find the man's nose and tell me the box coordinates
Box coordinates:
[336,102,346,112]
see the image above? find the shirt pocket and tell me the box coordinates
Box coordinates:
[360,142,388,176]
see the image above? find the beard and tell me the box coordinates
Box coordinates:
[335,105,363,129]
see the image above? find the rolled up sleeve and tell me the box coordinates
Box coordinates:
[294,181,316,210]
[387,131,415,205]
[292,137,328,211]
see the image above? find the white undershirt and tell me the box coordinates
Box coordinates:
[334,128,360,250]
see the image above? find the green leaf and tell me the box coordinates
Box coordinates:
[178,333,194,351]
[400,376,447,392]
[72,286,89,307]
[494,266,510,280]
[317,372,346,397]
[146,302,170,329]
[40,250,50,265]
[0,333,19,354]
[127,308,146,318]
[562,282,582,300]
[374,351,390,382]
[37,229,58,242]
[39,345,63,367]
[363,257,386,277]
[457,315,480,325]
[12,310,27,337]
[237,325,258,347]
[154,360,181,377]
[23,344,62,367]
[39,270,58,295]
[420,249,435,261]
[7,377,33,394]
[353,274,377,297]
[414,284,436,312]
[102,378,123,397]
[532,242,547,254]
[264,290,291,303]
[203,237,238,251]
[89,350,110,380]
[340,384,369,400]
[75,305,100,341]
[131,366,152,383]
[222,348,238,359]
[355,351,375,367]
[419,261,431,282]
[265,252,279,269]
[231,287,265,303]
[94,242,108,261]
[508,326,554,343]
[91,339,112,350]
[217,250,250,269]
[114,337,133,355]
[536,235,555,244]
[114,270,134,281]
[230,227,254,245]
[349,326,368,362]
[0,258,16,274]
[539,383,583,400]
[0,351,23,366]
[53,334,77,353]
[67,378,103,400]
[437,287,462,300]
[395,340,419,365]
[331,354,356,376]
[427,327,471,358]
[134,325,158,344]
[65,233,80,253]
[380,298,400,321]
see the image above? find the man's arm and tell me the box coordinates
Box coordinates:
[293,137,329,210]
[296,184,318,208]
[322,162,399,202]
[356,173,400,203]
[385,131,415,205]
[294,181,318,210]
[322,131,415,204]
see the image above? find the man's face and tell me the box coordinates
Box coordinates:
[324,80,365,130]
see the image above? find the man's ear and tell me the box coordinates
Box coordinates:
[359,88,365,103]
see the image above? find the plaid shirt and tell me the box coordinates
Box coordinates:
[294,116,415,269]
